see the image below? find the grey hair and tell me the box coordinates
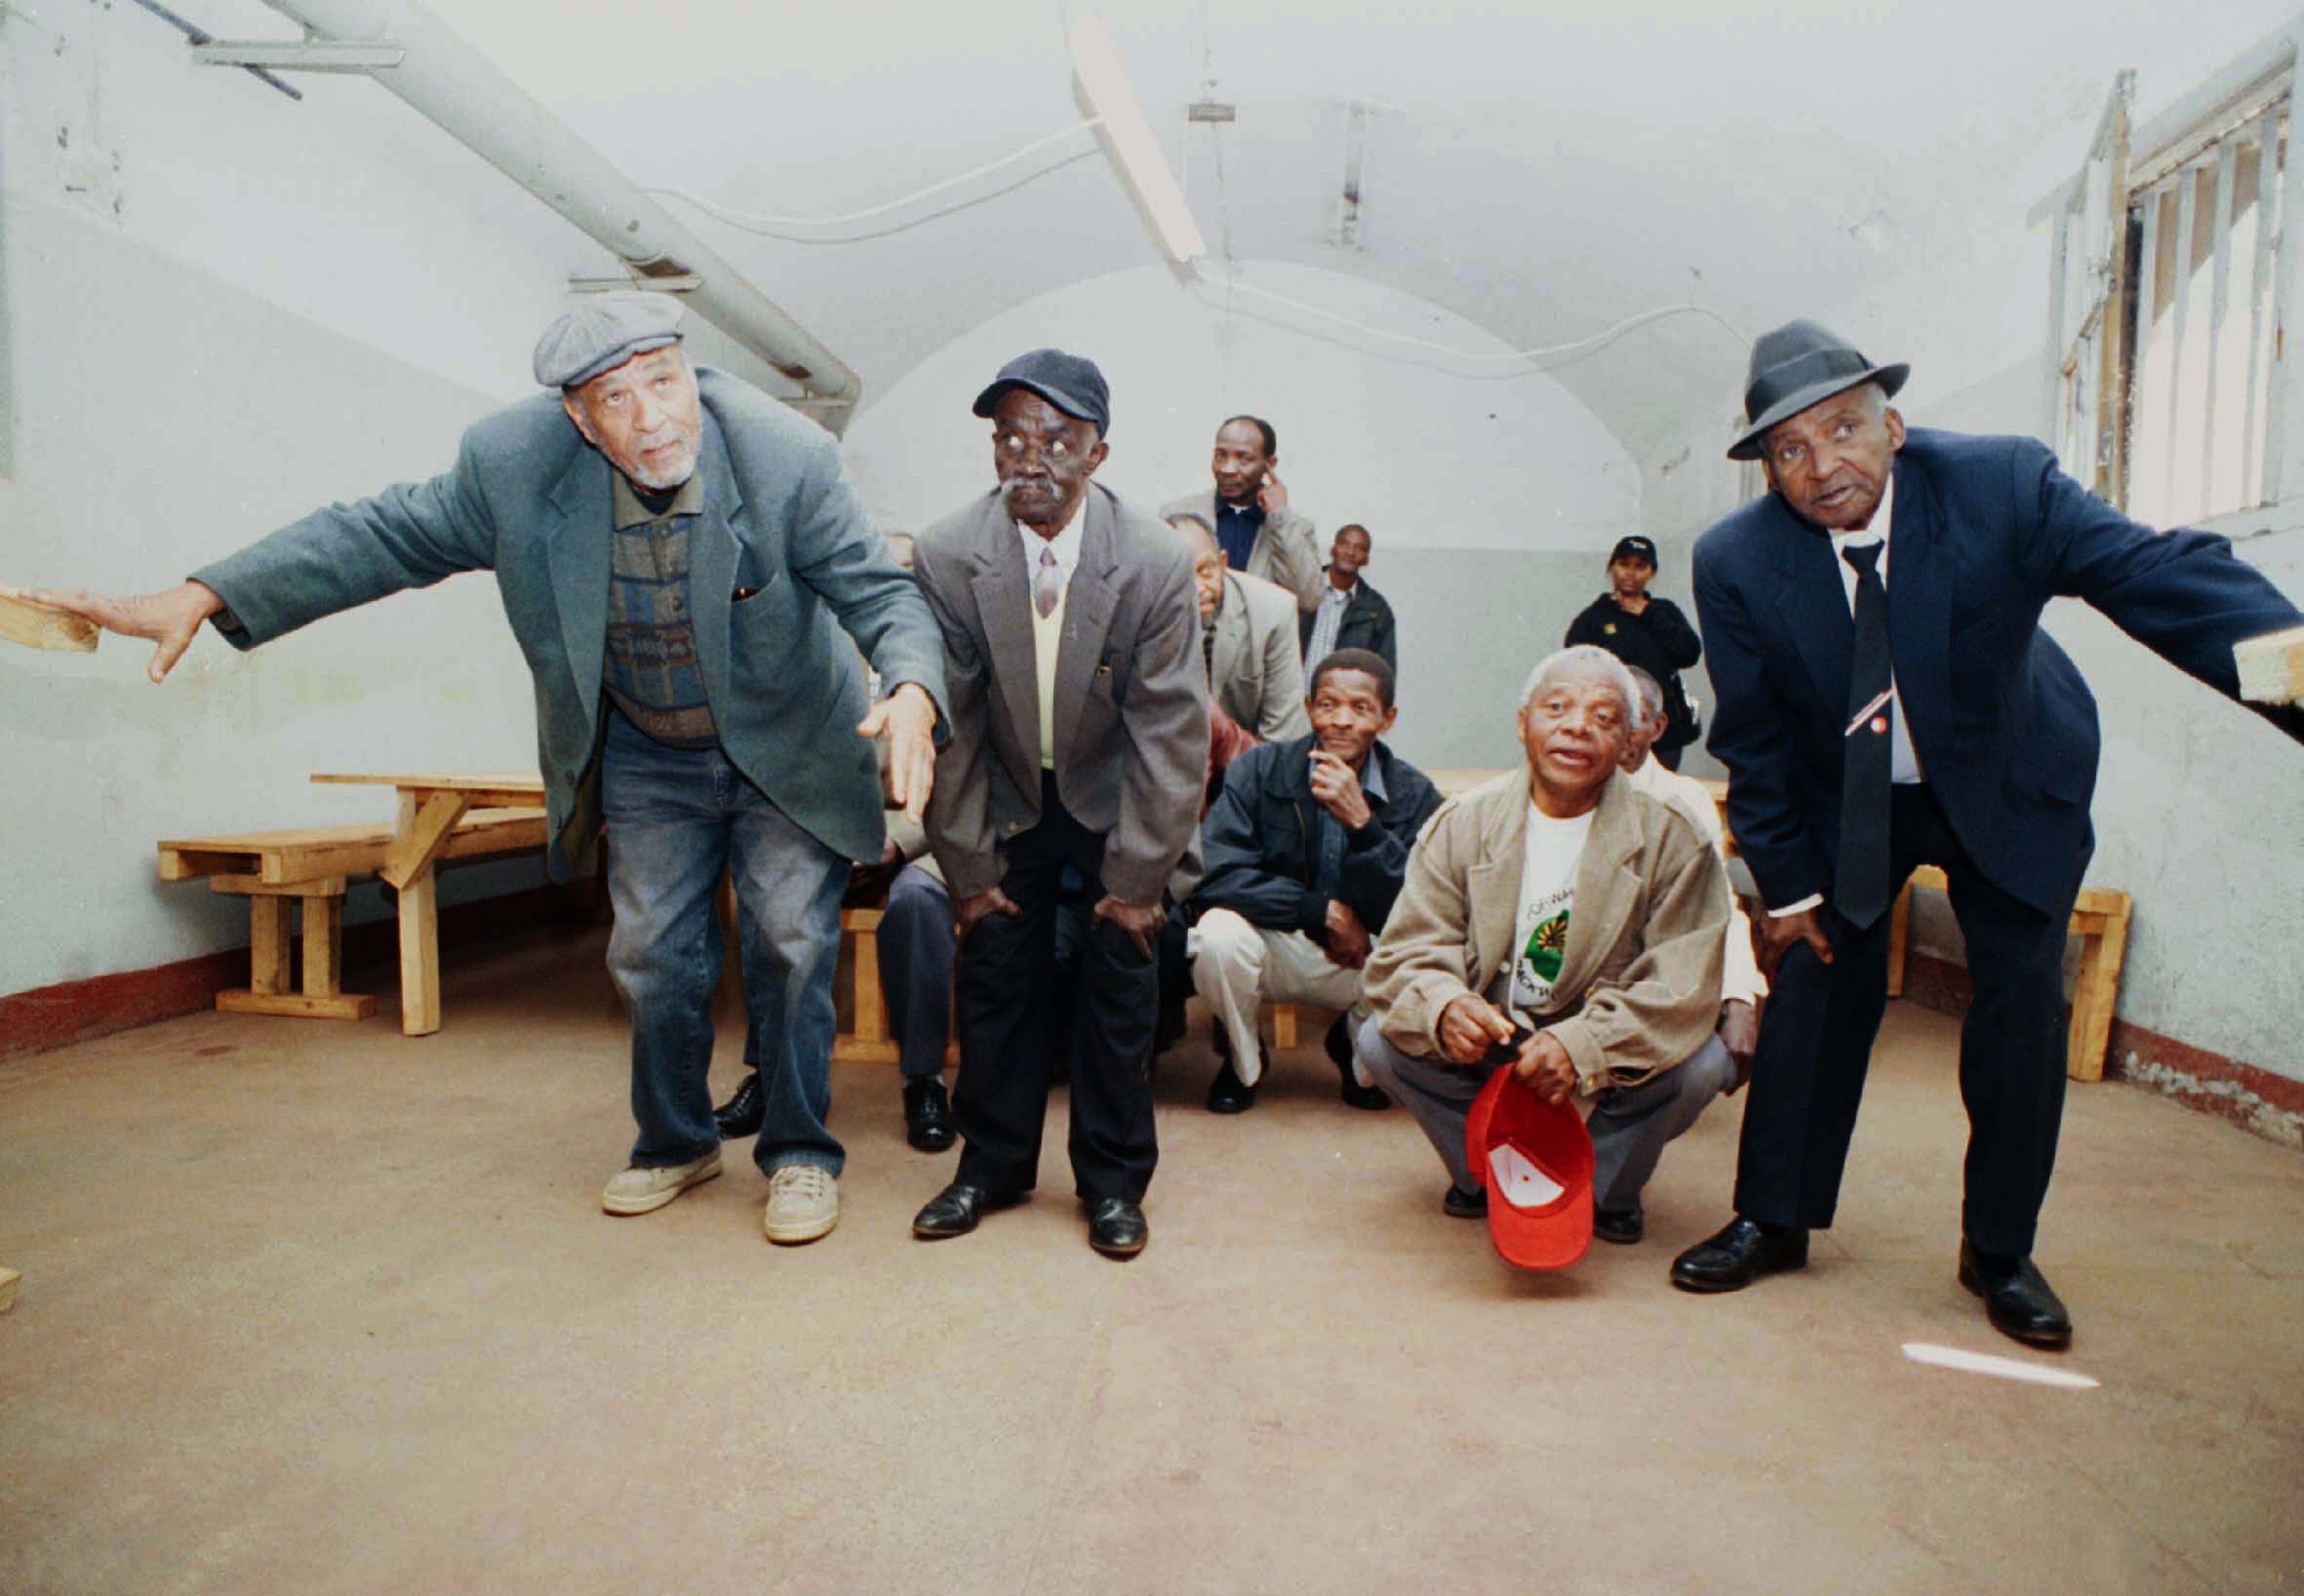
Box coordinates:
[1622,664,1667,727]
[1519,645,1639,716]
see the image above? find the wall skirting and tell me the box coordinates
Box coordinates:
[1899,952,2304,1150]
[0,886,597,1063]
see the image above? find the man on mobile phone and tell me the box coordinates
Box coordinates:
[1161,416,1325,612]
[1358,647,1731,1245]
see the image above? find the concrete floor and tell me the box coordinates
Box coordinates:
[3,925,2301,1595]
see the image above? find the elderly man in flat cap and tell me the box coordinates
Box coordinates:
[1671,319,2304,1348]
[907,349,1207,1258]
[43,292,947,1246]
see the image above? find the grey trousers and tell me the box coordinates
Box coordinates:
[877,864,955,1081]
[1357,1017,1734,1213]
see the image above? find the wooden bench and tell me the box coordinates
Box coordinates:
[1886,864,2133,1082]
[158,808,549,1023]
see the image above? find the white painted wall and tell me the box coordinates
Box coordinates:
[843,260,1643,770]
[0,7,596,996]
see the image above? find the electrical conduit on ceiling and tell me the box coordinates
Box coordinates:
[258,0,864,433]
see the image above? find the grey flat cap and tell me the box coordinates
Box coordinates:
[533,291,686,389]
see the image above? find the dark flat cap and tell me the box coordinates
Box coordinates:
[534,291,686,389]
[1727,320,1908,460]
[972,348,1110,436]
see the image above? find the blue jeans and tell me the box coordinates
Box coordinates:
[601,711,849,1176]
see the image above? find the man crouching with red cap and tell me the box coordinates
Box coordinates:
[1358,646,1731,1247]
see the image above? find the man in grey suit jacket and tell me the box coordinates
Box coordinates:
[1171,514,1311,741]
[909,349,1208,1259]
[48,294,946,1248]
[1160,415,1325,611]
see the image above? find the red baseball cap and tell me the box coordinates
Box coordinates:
[1464,1067,1594,1270]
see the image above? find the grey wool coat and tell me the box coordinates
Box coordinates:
[913,483,1209,905]
[191,368,948,878]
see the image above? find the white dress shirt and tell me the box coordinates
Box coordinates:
[1770,472,1924,917]
[1015,508,1086,590]
[1626,754,1769,1005]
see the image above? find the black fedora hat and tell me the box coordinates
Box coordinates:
[1727,320,1908,460]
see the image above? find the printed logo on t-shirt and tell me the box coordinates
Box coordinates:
[1512,892,1573,1012]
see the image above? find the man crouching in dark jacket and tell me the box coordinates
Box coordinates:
[1188,648,1444,1113]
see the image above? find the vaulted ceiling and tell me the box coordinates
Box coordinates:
[236,0,2304,463]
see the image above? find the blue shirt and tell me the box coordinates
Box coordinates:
[1310,748,1390,897]
[1214,499,1263,572]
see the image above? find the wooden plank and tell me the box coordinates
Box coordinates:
[2242,110,2277,502]
[380,790,472,889]
[207,874,347,898]
[1887,879,1913,999]
[832,1037,901,1065]
[397,865,441,1037]
[2236,621,2304,703]
[217,989,376,1020]
[0,1265,18,1314]
[249,897,293,996]
[0,582,99,652]
[2202,136,2240,507]
[850,915,889,1045]
[302,895,345,999]
[311,771,543,794]
[1272,1004,1298,1052]
[159,847,253,882]
[160,809,546,886]
[2066,897,2131,1083]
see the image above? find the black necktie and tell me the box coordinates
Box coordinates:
[1835,541,1893,929]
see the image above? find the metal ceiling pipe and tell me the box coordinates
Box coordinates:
[263,0,862,432]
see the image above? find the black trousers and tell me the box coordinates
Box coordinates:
[952,775,1159,1201]
[1732,784,2084,1257]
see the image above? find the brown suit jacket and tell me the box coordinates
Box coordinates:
[1364,769,1727,1094]
[916,483,1210,904]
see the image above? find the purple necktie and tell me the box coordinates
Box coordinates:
[1035,546,1061,618]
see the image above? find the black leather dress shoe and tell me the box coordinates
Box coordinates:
[1205,1058,1257,1113]
[1959,1241,2073,1350]
[911,1182,1021,1238]
[1669,1217,1809,1293]
[1593,1204,1646,1246]
[1086,1197,1148,1257]
[1443,1183,1488,1219]
[903,1078,957,1153]
[1327,1017,1390,1111]
[712,1071,764,1140]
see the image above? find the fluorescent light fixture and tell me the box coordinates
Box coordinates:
[1069,14,1207,264]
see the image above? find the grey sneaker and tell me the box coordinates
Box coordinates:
[763,1164,840,1245]
[602,1151,721,1216]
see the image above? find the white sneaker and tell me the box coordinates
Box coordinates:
[763,1164,840,1245]
[601,1151,721,1216]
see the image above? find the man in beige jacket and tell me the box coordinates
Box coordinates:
[1359,646,1730,1246]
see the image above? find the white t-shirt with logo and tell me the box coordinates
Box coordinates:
[1509,804,1595,1016]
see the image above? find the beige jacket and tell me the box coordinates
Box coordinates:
[1364,770,1728,1095]
[1208,572,1312,740]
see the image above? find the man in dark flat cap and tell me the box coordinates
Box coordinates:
[907,349,1208,1259]
[1670,319,2304,1348]
[42,292,946,1247]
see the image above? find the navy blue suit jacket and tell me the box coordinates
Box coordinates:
[1692,428,2304,919]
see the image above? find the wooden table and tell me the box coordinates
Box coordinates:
[311,772,546,1036]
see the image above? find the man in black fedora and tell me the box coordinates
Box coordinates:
[1670,319,2304,1348]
